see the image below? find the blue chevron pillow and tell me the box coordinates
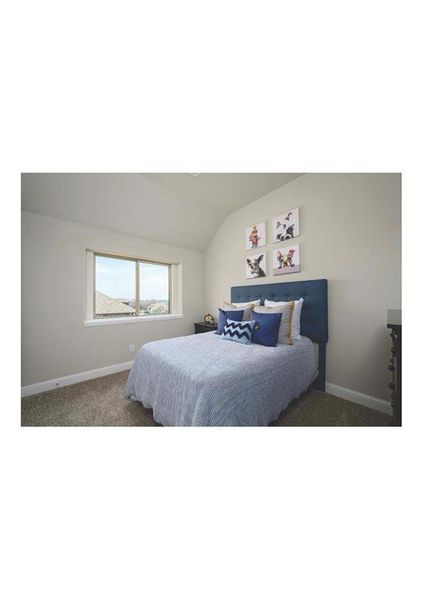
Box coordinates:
[221,318,256,345]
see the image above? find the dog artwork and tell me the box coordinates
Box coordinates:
[277,248,296,268]
[245,221,266,251]
[276,223,295,242]
[273,244,301,275]
[272,208,299,243]
[246,253,267,279]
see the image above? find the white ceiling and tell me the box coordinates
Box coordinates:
[143,173,301,214]
[21,173,302,251]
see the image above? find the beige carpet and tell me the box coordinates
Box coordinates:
[21,370,391,427]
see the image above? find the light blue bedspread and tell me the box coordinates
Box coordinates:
[125,332,318,426]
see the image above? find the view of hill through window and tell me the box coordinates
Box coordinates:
[95,255,169,318]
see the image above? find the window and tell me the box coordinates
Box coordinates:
[90,252,173,321]
[95,255,137,318]
[138,261,170,316]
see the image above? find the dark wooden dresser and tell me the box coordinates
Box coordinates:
[387,309,401,426]
[194,321,218,334]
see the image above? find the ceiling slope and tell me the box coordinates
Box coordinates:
[21,173,302,251]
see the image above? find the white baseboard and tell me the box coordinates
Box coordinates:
[21,361,134,398]
[325,382,392,415]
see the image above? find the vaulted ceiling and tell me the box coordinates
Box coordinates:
[21,173,302,251]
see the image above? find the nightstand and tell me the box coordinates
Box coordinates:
[194,321,218,334]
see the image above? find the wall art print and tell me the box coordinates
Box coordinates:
[245,221,266,251]
[272,208,299,243]
[245,252,267,279]
[272,244,301,275]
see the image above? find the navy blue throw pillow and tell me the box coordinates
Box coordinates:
[251,310,282,347]
[216,308,244,334]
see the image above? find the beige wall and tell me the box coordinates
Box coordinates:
[22,211,204,386]
[204,174,401,401]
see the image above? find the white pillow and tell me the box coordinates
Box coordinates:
[222,300,258,321]
[231,299,261,307]
[264,297,303,339]
[253,302,295,345]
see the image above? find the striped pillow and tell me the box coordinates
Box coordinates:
[264,297,303,339]
[222,300,257,321]
[221,319,256,345]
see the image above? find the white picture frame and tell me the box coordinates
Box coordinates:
[245,252,267,279]
[245,221,266,251]
[272,208,300,243]
[272,244,301,276]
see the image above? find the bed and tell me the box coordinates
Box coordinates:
[125,279,328,426]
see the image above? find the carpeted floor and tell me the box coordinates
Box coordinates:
[21,370,391,427]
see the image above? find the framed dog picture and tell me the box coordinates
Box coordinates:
[245,252,267,279]
[245,221,266,251]
[273,244,301,275]
[272,208,299,243]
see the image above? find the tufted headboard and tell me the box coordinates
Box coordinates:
[231,279,328,391]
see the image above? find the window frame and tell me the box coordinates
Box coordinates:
[92,251,173,320]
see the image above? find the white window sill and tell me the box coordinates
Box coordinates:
[84,314,184,327]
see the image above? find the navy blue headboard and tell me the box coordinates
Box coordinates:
[231,279,328,391]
